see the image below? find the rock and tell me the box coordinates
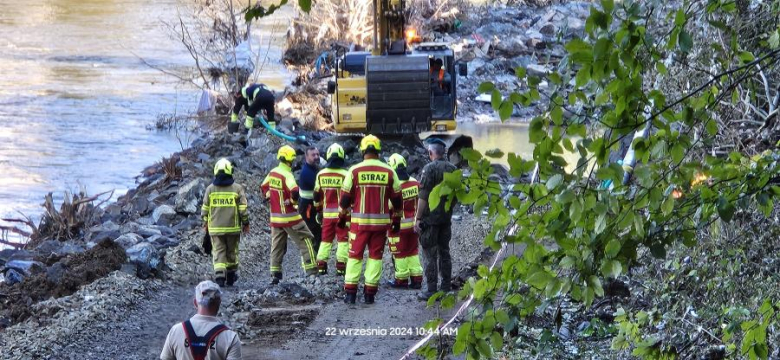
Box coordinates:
[91,230,120,243]
[3,260,46,284]
[153,205,177,226]
[565,18,585,36]
[526,38,546,50]
[90,221,120,233]
[46,262,67,283]
[277,98,295,117]
[120,263,137,276]
[123,223,163,238]
[279,283,314,299]
[130,195,150,215]
[526,64,550,77]
[34,240,64,256]
[136,216,156,226]
[539,23,556,36]
[0,249,19,266]
[125,242,164,279]
[175,178,208,214]
[197,153,211,162]
[151,236,179,249]
[115,233,144,249]
[493,37,528,58]
[60,243,86,256]
[8,250,36,262]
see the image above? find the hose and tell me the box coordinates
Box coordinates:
[255,115,307,144]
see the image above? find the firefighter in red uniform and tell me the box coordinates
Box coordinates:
[339,135,402,304]
[386,153,424,289]
[260,145,319,285]
[313,143,350,275]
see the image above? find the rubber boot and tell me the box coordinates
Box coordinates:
[364,293,375,305]
[386,279,409,289]
[271,272,282,285]
[215,277,226,288]
[226,271,238,286]
[344,292,356,304]
[410,277,423,290]
[317,261,328,275]
[227,121,240,134]
[417,290,436,301]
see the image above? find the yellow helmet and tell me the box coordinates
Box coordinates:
[359,135,381,152]
[277,145,297,162]
[326,143,345,160]
[388,153,407,170]
[214,158,233,176]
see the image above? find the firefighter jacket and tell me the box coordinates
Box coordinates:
[261,163,303,228]
[340,159,402,232]
[201,183,249,235]
[389,178,420,236]
[314,167,349,219]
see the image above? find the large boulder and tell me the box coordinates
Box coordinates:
[153,205,177,226]
[175,178,208,214]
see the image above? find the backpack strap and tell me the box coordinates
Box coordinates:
[181,320,230,360]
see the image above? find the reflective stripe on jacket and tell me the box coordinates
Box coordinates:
[261,163,303,227]
[340,159,401,232]
[389,178,420,235]
[201,183,249,235]
[315,168,349,219]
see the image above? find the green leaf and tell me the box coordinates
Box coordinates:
[245,0,290,21]
[428,185,442,212]
[477,82,495,93]
[706,119,718,136]
[595,213,607,234]
[546,174,563,190]
[529,117,546,143]
[575,65,591,87]
[589,275,604,297]
[515,67,526,79]
[297,0,312,12]
[601,0,614,12]
[490,331,504,350]
[661,195,674,216]
[656,62,667,75]
[491,90,502,110]
[738,51,755,63]
[565,38,591,53]
[674,8,686,26]
[755,343,769,359]
[526,270,552,289]
[769,30,780,49]
[551,106,563,125]
[605,239,621,258]
[717,196,736,222]
[477,339,492,358]
[679,30,693,53]
[601,260,622,278]
[499,101,514,120]
[460,148,482,162]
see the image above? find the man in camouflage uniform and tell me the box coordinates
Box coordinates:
[415,138,457,301]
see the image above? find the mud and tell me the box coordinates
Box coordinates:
[0,240,126,326]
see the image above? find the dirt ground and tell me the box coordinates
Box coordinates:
[48,211,488,359]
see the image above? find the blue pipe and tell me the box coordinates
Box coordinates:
[256,115,307,144]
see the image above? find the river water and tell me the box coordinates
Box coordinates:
[0,0,290,238]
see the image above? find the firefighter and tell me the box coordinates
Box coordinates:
[313,143,349,275]
[201,158,249,287]
[260,145,318,284]
[230,83,276,133]
[386,153,423,289]
[339,135,402,304]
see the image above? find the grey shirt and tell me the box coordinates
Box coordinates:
[161,314,242,360]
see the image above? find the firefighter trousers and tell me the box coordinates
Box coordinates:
[344,230,386,296]
[212,233,240,280]
[315,218,349,273]
[388,231,423,285]
[270,221,318,277]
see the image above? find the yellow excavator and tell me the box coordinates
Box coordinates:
[326,0,473,163]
